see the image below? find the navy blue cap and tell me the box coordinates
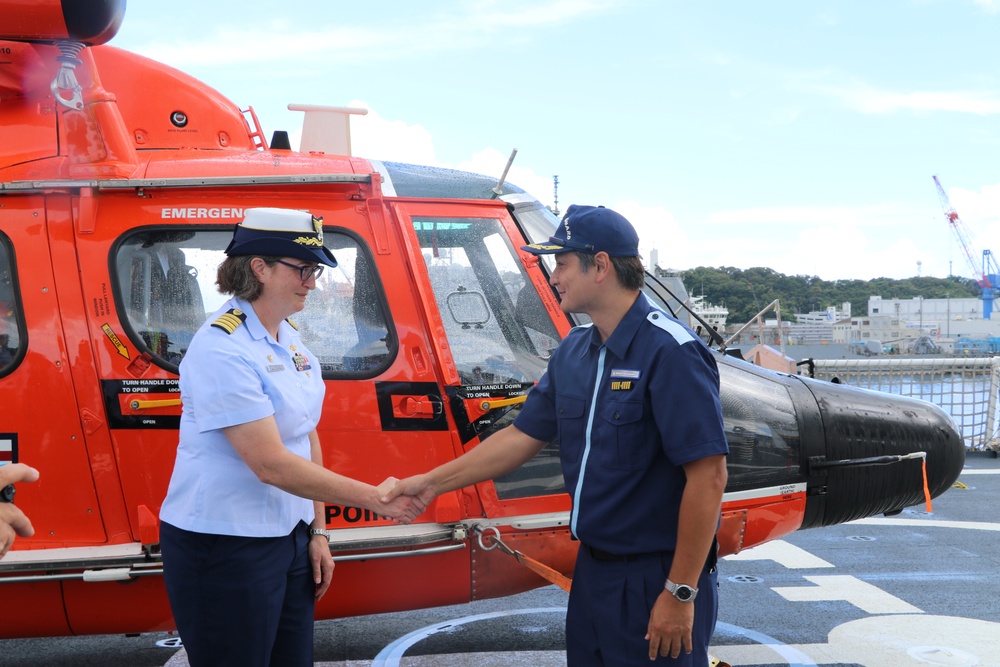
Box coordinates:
[521,205,640,257]
[225,208,337,267]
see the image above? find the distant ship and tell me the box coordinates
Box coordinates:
[647,265,729,333]
[688,294,729,330]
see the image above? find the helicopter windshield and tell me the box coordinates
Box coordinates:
[412,215,566,501]
[507,199,560,276]
[412,217,561,385]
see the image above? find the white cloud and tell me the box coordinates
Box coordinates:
[346,102,439,166]
[456,0,615,29]
[125,0,614,68]
[703,203,909,228]
[816,83,1000,115]
[634,200,953,281]
[947,182,1000,227]
[610,201,688,270]
[132,25,386,68]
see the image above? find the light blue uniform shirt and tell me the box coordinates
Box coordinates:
[159,296,325,537]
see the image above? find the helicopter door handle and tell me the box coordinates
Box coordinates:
[392,395,443,419]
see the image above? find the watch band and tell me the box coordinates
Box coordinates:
[309,528,329,538]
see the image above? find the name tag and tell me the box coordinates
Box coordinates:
[267,364,286,373]
[610,368,641,379]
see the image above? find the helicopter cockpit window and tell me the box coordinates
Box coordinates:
[112,228,395,377]
[293,240,396,377]
[0,238,24,374]
[413,217,561,385]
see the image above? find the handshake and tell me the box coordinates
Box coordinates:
[372,474,438,525]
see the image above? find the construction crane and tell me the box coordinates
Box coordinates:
[933,174,1000,319]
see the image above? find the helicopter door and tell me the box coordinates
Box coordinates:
[0,197,110,545]
[392,200,572,519]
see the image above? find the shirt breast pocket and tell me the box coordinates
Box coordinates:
[555,394,587,464]
[601,400,650,470]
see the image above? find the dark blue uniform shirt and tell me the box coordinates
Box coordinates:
[514,295,729,555]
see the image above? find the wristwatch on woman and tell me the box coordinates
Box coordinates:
[309,528,329,539]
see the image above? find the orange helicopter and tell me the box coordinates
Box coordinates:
[0,0,964,640]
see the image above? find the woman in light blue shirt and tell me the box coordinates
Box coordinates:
[159,208,423,667]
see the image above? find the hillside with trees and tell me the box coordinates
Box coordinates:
[679,266,981,326]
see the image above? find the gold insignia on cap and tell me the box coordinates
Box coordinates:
[292,215,325,248]
[211,308,247,334]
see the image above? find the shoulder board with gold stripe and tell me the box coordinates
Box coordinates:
[211,308,247,334]
[285,317,299,331]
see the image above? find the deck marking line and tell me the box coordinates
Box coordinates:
[773,575,922,614]
[723,539,834,569]
[714,621,818,666]
[852,517,1000,531]
[371,607,566,667]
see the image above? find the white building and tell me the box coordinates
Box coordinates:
[787,303,852,344]
[832,314,909,345]
[868,295,1000,339]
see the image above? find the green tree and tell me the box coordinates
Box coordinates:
[678,267,980,326]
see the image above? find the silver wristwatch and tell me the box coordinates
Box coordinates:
[664,578,698,602]
[309,528,330,539]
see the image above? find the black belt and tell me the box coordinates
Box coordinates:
[586,545,665,562]
[585,537,717,570]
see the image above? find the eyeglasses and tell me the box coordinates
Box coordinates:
[548,236,595,253]
[274,259,325,281]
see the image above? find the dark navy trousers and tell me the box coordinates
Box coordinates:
[160,520,315,667]
[566,546,719,666]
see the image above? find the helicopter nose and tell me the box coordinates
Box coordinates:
[795,377,965,529]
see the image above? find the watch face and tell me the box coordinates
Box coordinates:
[675,585,694,601]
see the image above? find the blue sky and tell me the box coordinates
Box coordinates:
[110,0,1000,281]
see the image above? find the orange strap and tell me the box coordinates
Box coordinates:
[475,525,572,592]
[922,457,933,513]
[513,551,573,592]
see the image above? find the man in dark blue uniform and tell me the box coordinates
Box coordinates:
[386,205,729,665]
